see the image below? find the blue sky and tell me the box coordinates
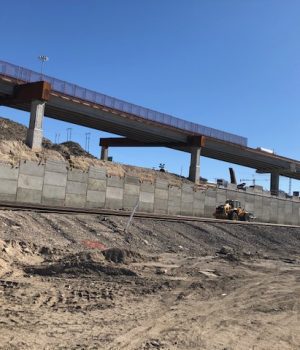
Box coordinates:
[1,0,299,192]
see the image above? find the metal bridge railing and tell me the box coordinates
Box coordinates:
[0,60,247,146]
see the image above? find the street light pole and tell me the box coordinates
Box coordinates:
[38,55,49,78]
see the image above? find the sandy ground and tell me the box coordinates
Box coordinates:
[0,210,299,350]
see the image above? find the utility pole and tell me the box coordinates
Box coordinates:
[66,128,72,142]
[55,132,60,144]
[289,178,292,196]
[85,132,91,153]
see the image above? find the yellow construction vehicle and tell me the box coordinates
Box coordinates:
[214,200,255,221]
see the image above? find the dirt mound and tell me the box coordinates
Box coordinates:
[102,248,143,263]
[44,141,96,159]
[0,239,40,261]
[0,117,27,141]
[24,251,137,277]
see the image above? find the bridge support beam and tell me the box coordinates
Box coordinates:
[100,146,108,160]
[188,147,201,184]
[270,172,279,195]
[26,100,45,151]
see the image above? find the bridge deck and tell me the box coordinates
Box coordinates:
[0,60,300,181]
[0,60,246,146]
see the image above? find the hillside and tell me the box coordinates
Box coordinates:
[0,116,196,185]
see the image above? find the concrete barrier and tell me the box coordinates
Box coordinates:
[0,159,299,225]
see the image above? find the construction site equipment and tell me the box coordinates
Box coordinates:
[214,200,255,221]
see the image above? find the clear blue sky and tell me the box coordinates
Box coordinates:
[1,0,299,192]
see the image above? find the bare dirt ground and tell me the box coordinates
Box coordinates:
[0,210,299,350]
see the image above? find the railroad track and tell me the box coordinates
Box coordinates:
[0,201,299,228]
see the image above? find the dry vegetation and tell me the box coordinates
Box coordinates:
[0,117,197,185]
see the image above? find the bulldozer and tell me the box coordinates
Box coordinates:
[214,199,255,221]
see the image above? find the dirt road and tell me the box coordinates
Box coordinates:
[0,211,299,349]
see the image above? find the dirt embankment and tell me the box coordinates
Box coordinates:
[0,210,299,349]
[0,116,202,185]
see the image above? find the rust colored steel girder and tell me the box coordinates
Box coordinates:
[0,81,51,106]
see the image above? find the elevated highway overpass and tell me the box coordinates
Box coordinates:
[0,60,299,193]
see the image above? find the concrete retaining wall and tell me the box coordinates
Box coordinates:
[0,159,300,225]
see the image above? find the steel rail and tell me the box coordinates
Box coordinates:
[0,201,299,228]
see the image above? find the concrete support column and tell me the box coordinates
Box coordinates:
[188,147,201,183]
[26,100,45,151]
[101,146,108,161]
[270,172,279,195]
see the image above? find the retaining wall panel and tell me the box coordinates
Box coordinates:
[168,187,181,200]
[193,191,205,217]
[140,191,154,204]
[262,196,271,222]
[244,194,254,214]
[155,188,168,200]
[65,193,86,207]
[0,194,18,202]
[66,181,87,195]
[226,190,237,201]
[138,202,154,212]
[154,198,168,213]
[107,176,124,188]
[140,182,155,193]
[44,172,67,187]
[125,176,140,185]
[182,184,194,193]
[204,190,216,217]
[168,205,181,215]
[86,190,105,206]
[254,195,263,221]
[270,198,278,223]
[87,178,106,192]
[68,170,88,183]
[0,164,19,180]
[18,174,44,191]
[181,190,194,216]
[105,187,123,209]
[89,167,106,180]
[123,194,139,210]
[17,188,42,203]
[292,202,299,225]
[19,160,45,177]
[42,198,65,207]
[284,201,293,225]
[124,184,140,196]
[43,185,66,200]
[45,160,67,174]
[216,189,226,206]
[277,200,285,224]
[155,180,169,190]
[0,179,18,195]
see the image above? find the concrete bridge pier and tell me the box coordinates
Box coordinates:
[100,146,109,161]
[270,172,279,195]
[188,147,201,183]
[26,100,45,151]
